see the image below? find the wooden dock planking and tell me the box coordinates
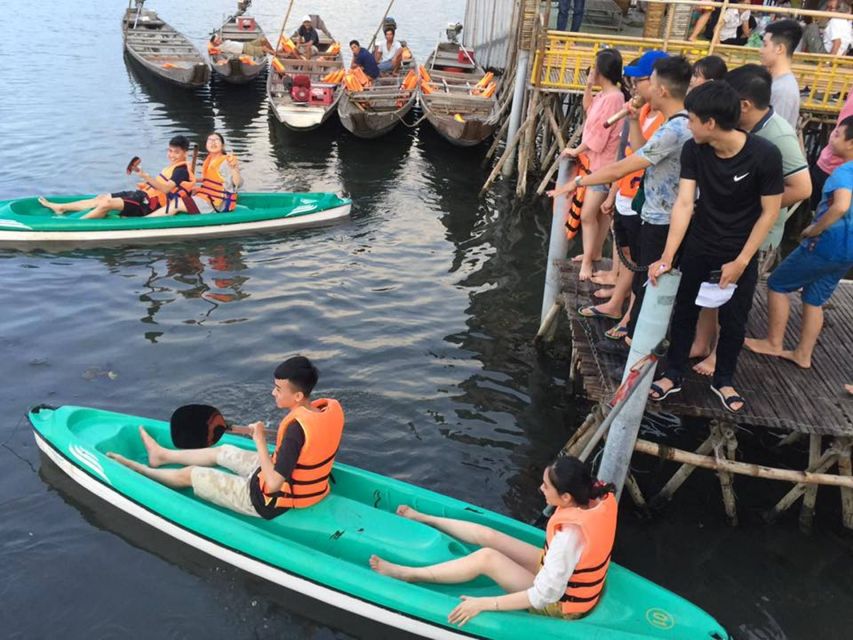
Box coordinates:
[557,259,853,437]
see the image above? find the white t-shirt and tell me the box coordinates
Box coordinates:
[720,9,750,41]
[379,40,402,62]
[526,525,584,610]
[824,18,853,55]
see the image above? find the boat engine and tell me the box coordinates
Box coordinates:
[291,74,311,103]
[446,22,462,44]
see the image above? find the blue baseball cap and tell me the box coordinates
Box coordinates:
[624,50,669,78]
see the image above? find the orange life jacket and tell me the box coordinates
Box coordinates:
[279,36,297,55]
[271,57,286,75]
[352,66,371,87]
[258,399,345,509]
[564,153,590,240]
[543,493,617,616]
[327,42,341,56]
[400,69,418,91]
[418,65,431,83]
[616,104,665,199]
[138,161,195,213]
[197,154,237,212]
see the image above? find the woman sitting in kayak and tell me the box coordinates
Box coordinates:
[148,132,243,216]
[370,456,616,626]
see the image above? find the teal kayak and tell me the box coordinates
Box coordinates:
[0,193,351,248]
[29,405,729,640]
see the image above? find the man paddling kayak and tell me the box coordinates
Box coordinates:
[38,135,195,219]
[108,356,345,519]
[370,457,617,625]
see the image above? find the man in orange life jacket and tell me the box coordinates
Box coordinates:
[38,135,194,219]
[108,356,345,519]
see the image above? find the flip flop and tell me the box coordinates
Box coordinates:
[649,378,681,401]
[577,304,621,320]
[710,385,746,414]
[604,324,628,340]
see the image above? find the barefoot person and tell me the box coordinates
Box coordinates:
[746,116,853,369]
[370,457,617,626]
[38,135,194,220]
[109,356,345,519]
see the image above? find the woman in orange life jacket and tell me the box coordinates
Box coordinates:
[148,132,243,216]
[108,356,345,520]
[370,457,617,627]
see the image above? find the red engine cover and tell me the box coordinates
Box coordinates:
[291,86,311,102]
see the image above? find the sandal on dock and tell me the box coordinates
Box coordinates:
[710,385,746,414]
[578,304,621,320]
[604,323,628,340]
[649,377,681,401]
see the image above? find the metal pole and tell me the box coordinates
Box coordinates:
[597,271,682,498]
[502,49,531,178]
[538,157,572,332]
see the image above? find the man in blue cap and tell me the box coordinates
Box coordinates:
[548,54,694,353]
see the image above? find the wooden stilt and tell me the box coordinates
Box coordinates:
[480,106,541,195]
[836,437,853,529]
[650,432,716,507]
[561,408,600,457]
[716,422,739,526]
[799,434,822,533]
[483,116,512,164]
[625,473,649,514]
[765,448,839,522]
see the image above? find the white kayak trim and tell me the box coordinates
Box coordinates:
[34,432,471,640]
[0,203,351,247]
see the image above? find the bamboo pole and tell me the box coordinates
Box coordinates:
[367,0,396,52]
[651,433,716,506]
[634,438,853,488]
[718,423,739,526]
[562,408,603,458]
[662,2,678,50]
[707,0,730,55]
[273,0,296,55]
[484,116,512,163]
[624,473,649,511]
[799,434,822,532]
[837,437,853,529]
[480,105,541,196]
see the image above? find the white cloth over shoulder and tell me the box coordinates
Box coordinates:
[220,40,245,56]
[527,525,584,610]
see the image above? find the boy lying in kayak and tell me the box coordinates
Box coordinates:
[370,457,617,625]
[38,135,195,219]
[108,356,345,519]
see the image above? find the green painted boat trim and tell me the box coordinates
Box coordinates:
[29,405,730,640]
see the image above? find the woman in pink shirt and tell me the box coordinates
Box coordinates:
[561,49,627,280]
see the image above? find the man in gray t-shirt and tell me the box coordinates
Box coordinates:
[771,73,800,130]
[635,114,693,225]
[760,19,803,130]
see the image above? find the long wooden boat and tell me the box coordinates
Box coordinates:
[0,193,351,249]
[338,52,418,139]
[122,0,210,88]
[208,1,267,85]
[266,16,344,130]
[30,404,731,640]
[420,42,500,147]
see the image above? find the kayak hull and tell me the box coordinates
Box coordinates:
[30,406,730,640]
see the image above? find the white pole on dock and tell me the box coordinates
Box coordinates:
[502,49,531,178]
[537,157,571,338]
[597,271,682,498]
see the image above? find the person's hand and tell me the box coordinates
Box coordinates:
[586,67,597,87]
[546,178,577,199]
[226,154,239,169]
[719,258,747,288]
[647,257,672,286]
[448,596,489,627]
[561,146,581,159]
[601,194,615,216]
[626,95,643,119]
[800,223,819,239]
[250,421,266,446]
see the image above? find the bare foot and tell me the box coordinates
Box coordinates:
[571,255,584,263]
[107,451,147,473]
[38,196,64,215]
[593,287,614,299]
[578,261,593,281]
[692,353,716,376]
[591,272,617,286]
[138,426,168,467]
[744,338,783,357]
[845,384,853,395]
[396,504,427,523]
[780,349,811,369]
[369,555,413,581]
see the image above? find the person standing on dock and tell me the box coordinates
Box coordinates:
[557,0,586,33]
[745,116,853,369]
[760,19,803,130]
[647,81,784,414]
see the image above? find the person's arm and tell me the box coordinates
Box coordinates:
[648,178,698,285]
[582,74,595,112]
[547,153,651,198]
[225,155,243,190]
[689,10,712,41]
[802,187,852,237]
[720,192,781,287]
[627,108,647,151]
[781,169,812,208]
[740,11,751,38]
[601,183,619,216]
[253,421,305,494]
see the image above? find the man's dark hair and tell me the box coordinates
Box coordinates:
[169,135,190,150]
[274,356,319,395]
[652,55,692,99]
[349,39,360,48]
[840,115,853,140]
[724,64,772,111]
[765,19,803,57]
[385,28,395,35]
[684,80,741,130]
[693,55,728,82]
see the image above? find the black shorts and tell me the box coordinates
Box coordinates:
[111,190,150,217]
[613,211,641,255]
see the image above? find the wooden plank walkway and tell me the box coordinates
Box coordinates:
[557,259,853,437]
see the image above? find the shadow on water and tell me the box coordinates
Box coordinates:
[336,128,416,206]
[210,76,267,137]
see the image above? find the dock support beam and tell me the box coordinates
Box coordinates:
[537,158,572,339]
[502,50,531,178]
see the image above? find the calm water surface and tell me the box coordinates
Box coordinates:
[0,1,850,638]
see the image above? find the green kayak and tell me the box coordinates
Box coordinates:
[29,405,729,640]
[0,193,351,248]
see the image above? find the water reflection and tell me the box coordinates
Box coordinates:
[210,78,267,137]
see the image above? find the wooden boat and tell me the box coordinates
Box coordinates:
[266,16,344,130]
[122,0,210,88]
[338,51,418,139]
[208,1,268,85]
[0,193,351,249]
[31,404,731,640]
[419,42,500,147]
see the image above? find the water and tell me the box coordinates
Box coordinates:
[0,1,850,638]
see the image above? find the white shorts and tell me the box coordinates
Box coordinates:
[190,445,260,517]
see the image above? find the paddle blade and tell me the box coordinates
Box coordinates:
[170,404,228,448]
[126,156,141,175]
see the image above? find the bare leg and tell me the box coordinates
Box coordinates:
[39,195,104,215]
[780,303,823,369]
[147,199,188,217]
[395,505,540,571]
[745,290,790,356]
[592,239,619,285]
[691,309,719,375]
[107,452,194,489]
[135,426,221,468]
[370,547,535,592]
[79,196,127,220]
[591,256,633,317]
[578,191,608,280]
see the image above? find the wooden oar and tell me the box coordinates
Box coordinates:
[367,0,396,52]
[170,403,274,448]
[273,0,296,56]
[190,143,199,175]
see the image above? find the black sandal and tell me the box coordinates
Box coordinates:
[649,376,682,401]
[710,385,746,414]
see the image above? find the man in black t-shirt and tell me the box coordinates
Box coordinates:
[647,81,783,413]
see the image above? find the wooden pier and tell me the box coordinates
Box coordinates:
[556,259,853,530]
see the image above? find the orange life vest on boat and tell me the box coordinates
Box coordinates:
[258,399,345,509]
[616,104,665,200]
[564,153,590,240]
[271,57,287,75]
[208,42,222,56]
[197,154,237,212]
[138,161,195,213]
[542,493,617,616]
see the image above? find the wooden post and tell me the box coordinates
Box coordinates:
[799,434,822,533]
[765,448,839,522]
[651,432,716,506]
[707,0,730,55]
[662,1,678,50]
[836,437,853,529]
[716,422,739,526]
[563,404,606,458]
[625,473,649,513]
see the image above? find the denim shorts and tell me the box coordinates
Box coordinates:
[767,243,852,307]
[587,183,610,194]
